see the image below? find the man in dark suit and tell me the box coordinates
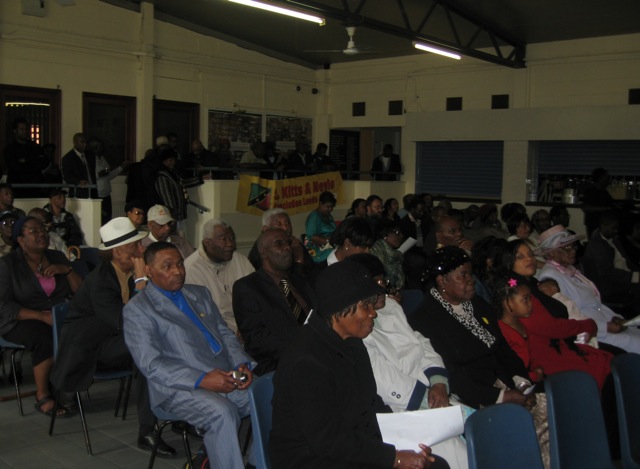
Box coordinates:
[51,217,175,456]
[285,140,312,177]
[61,133,96,198]
[233,228,315,375]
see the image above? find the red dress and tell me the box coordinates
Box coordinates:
[498,296,612,389]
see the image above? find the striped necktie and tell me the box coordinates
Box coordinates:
[280,278,303,323]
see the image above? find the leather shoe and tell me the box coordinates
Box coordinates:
[172,421,205,440]
[137,432,177,457]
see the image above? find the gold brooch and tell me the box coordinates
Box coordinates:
[482,317,489,324]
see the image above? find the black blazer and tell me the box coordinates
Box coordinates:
[232,269,315,375]
[61,149,97,198]
[0,249,71,336]
[409,292,528,408]
[371,154,401,181]
[51,261,133,391]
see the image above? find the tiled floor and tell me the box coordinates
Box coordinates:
[0,353,249,468]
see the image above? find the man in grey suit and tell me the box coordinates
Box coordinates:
[123,241,256,469]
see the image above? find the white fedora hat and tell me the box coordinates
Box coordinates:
[99,217,148,250]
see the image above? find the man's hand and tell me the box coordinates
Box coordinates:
[607,317,627,333]
[236,364,253,390]
[458,238,474,252]
[199,369,242,393]
[427,383,449,409]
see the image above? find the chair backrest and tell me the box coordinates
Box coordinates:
[545,371,616,469]
[400,289,424,321]
[51,302,70,361]
[611,353,640,468]
[465,403,543,469]
[248,371,275,469]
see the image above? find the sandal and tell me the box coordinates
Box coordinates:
[34,395,69,417]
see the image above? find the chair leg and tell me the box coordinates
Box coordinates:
[182,427,192,464]
[114,377,126,417]
[48,390,61,436]
[148,420,172,469]
[121,375,133,421]
[76,392,93,455]
[10,350,23,416]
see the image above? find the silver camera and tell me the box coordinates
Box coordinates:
[232,370,248,383]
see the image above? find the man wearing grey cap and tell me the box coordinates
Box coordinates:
[141,204,194,259]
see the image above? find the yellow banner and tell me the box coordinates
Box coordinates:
[236,171,344,216]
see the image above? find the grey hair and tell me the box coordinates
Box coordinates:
[262,208,287,227]
[202,218,231,239]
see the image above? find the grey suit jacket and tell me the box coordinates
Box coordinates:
[123,283,255,408]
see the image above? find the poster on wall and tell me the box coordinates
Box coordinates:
[208,110,263,163]
[266,115,313,154]
[236,171,344,216]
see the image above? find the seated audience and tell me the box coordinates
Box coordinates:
[492,274,612,389]
[370,218,405,292]
[408,247,549,465]
[304,191,336,263]
[366,194,384,221]
[582,211,640,314]
[270,261,447,469]
[247,208,313,276]
[51,218,174,455]
[434,216,474,255]
[124,242,255,469]
[141,204,194,259]
[618,214,640,269]
[470,236,508,304]
[125,200,146,230]
[530,209,551,244]
[0,210,18,256]
[345,197,367,218]
[500,203,526,226]
[0,216,82,416]
[28,208,67,257]
[233,228,315,375]
[44,188,85,247]
[325,215,376,267]
[184,218,254,333]
[0,183,26,218]
[399,195,429,289]
[349,254,468,469]
[467,203,506,241]
[382,198,400,222]
[537,226,640,354]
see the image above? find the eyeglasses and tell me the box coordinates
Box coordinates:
[561,243,577,251]
[389,229,401,236]
[130,210,145,216]
[0,219,16,227]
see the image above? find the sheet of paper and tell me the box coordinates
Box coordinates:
[397,237,417,254]
[377,406,464,451]
[623,314,640,327]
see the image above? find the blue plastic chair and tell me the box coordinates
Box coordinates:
[49,301,133,455]
[611,353,640,469]
[249,371,275,469]
[545,371,616,469]
[147,407,193,469]
[465,403,543,469]
[0,336,27,415]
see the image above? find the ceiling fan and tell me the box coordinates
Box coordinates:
[305,26,377,55]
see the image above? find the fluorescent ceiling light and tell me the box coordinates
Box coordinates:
[413,42,461,60]
[227,0,325,25]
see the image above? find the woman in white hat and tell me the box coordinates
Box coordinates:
[537,225,640,355]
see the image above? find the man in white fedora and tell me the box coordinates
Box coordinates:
[142,204,194,259]
[51,217,176,456]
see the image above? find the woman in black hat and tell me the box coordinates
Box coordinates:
[270,261,446,469]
